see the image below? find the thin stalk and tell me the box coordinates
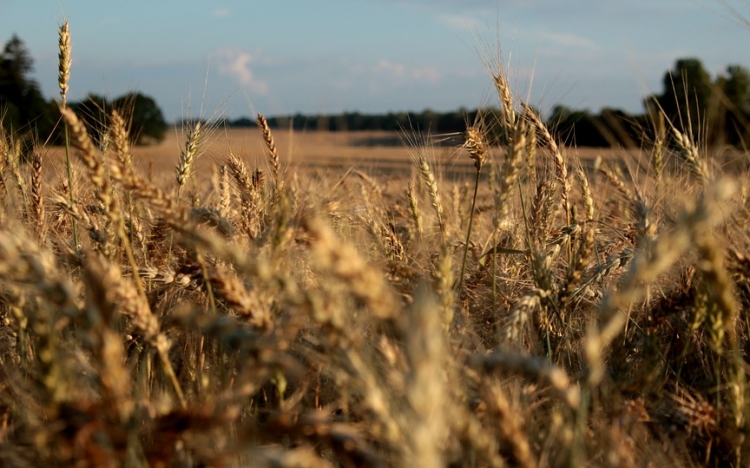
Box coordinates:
[517,179,532,263]
[158,347,186,408]
[196,251,216,314]
[491,230,504,344]
[108,153,186,406]
[458,169,481,294]
[569,387,589,467]
[165,185,181,267]
[64,124,78,249]
[0,171,9,200]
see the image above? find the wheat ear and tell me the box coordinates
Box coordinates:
[30,152,45,242]
[58,20,78,249]
[176,120,202,195]
[416,150,445,243]
[524,104,570,227]
[257,114,282,191]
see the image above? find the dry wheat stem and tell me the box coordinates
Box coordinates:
[670,125,709,183]
[697,234,739,350]
[303,216,398,320]
[59,107,119,225]
[219,164,231,219]
[0,130,8,197]
[7,141,27,205]
[176,120,202,191]
[494,119,527,229]
[576,169,594,222]
[415,151,445,243]
[60,108,153,336]
[258,113,282,190]
[404,287,449,467]
[599,164,634,202]
[464,124,489,172]
[58,20,78,249]
[406,177,424,239]
[82,255,134,421]
[587,180,735,387]
[31,152,44,241]
[61,113,148,273]
[110,109,132,168]
[471,348,581,409]
[482,383,536,468]
[493,69,516,130]
[57,21,70,106]
[524,104,571,226]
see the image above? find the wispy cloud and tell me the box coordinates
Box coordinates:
[372,59,442,83]
[538,31,600,51]
[210,48,268,93]
[436,13,482,32]
[212,7,230,18]
[379,0,501,10]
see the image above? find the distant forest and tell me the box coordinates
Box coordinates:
[3,31,750,149]
[218,107,647,148]
[219,57,750,149]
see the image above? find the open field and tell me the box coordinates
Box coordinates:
[41,128,472,180]
[4,21,750,468]
[41,126,746,187]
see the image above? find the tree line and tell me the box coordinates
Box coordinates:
[2,33,750,150]
[0,34,167,154]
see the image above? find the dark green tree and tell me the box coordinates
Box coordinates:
[548,105,608,147]
[70,94,111,147]
[655,58,713,139]
[112,92,167,144]
[0,35,33,92]
[715,64,750,146]
[0,35,56,150]
[721,65,750,113]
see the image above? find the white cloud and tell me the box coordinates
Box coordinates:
[538,31,600,51]
[372,59,442,83]
[373,59,407,77]
[211,48,268,93]
[212,8,230,18]
[380,0,500,9]
[436,13,482,32]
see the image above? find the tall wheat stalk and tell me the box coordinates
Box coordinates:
[257,113,282,193]
[458,121,488,294]
[58,21,77,249]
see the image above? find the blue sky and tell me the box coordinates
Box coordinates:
[2,1,749,121]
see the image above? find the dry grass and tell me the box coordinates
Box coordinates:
[2,25,750,468]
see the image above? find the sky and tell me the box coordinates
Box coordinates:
[2,0,750,122]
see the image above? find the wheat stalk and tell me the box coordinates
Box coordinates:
[302,216,398,320]
[30,152,44,241]
[576,169,594,223]
[670,125,709,183]
[257,113,282,191]
[406,176,424,240]
[176,120,203,193]
[110,109,132,169]
[524,104,571,226]
[415,150,445,243]
[58,22,70,107]
[458,119,490,293]
[586,180,735,387]
[58,20,78,249]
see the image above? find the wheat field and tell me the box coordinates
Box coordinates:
[1,22,750,468]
